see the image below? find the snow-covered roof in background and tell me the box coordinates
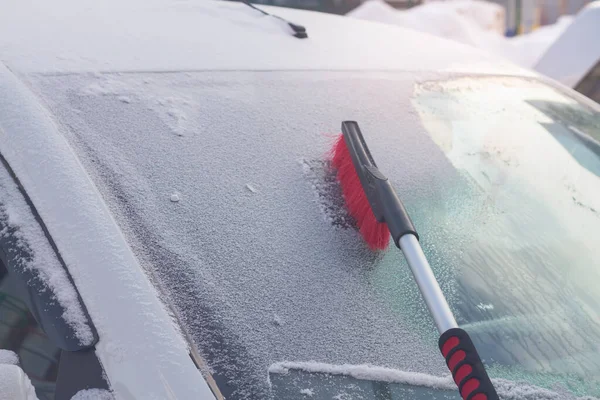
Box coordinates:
[508,15,574,69]
[347,0,575,71]
[535,2,600,88]
[0,0,534,77]
[348,0,505,42]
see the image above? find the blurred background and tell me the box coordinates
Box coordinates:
[237,0,600,103]
[246,0,591,29]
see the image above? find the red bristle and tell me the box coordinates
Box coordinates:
[331,135,390,250]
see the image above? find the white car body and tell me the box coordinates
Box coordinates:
[1,1,597,399]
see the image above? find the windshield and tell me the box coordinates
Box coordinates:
[32,71,600,399]
[411,76,600,397]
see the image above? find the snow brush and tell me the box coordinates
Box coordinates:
[332,121,499,400]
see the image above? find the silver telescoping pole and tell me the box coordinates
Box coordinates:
[398,233,458,334]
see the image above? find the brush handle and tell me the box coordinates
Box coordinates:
[338,122,497,399]
[398,234,457,333]
[439,328,499,400]
[398,236,498,398]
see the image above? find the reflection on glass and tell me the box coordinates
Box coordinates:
[411,77,600,397]
[0,262,60,400]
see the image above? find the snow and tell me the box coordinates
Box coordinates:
[0,0,531,77]
[27,68,600,399]
[269,361,455,390]
[347,0,573,69]
[270,362,600,399]
[71,389,114,400]
[300,388,314,396]
[0,350,19,366]
[0,365,39,400]
[509,16,574,68]
[535,3,600,87]
[0,63,214,399]
[272,314,283,326]
[35,70,455,399]
[443,0,505,34]
[476,303,494,311]
[333,394,350,400]
[348,0,505,47]
[0,151,95,345]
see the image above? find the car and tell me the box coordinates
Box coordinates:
[1,0,599,399]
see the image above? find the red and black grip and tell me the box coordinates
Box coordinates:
[439,328,499,400]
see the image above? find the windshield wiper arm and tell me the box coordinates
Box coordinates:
[240,0,308,39]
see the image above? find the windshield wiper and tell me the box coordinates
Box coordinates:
[240,0,308,39]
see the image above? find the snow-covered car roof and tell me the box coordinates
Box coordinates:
[2,1,600,400]
[0,0,536,76]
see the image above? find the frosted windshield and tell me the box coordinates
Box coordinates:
[412,77,600,396]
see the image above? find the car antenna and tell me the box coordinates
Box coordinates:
[240,0,308,39]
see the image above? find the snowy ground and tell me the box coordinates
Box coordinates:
[347,0,573,69]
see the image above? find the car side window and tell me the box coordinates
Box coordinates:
[0,260,111,399]
[0,157,109,399]
[0,260,60,399]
